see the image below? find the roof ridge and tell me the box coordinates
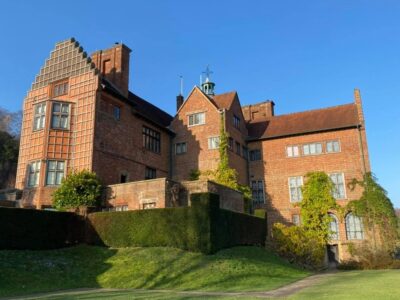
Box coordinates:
[272,102,355,119]
[214,90,237,97]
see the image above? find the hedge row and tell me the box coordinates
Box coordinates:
[0,207,82,250]
[86,193,266,254]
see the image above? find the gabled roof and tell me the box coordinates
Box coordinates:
[247,103,360,140]
[212,91,237,110]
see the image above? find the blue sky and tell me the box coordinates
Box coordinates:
[1,1,399,207]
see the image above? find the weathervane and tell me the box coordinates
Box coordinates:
[201,65,215,95]
[202,65,213,82]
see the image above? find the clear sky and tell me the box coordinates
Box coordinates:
[0,0,399,207]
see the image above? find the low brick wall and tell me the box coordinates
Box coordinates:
[180,180,244,213]
[103,178,180,210]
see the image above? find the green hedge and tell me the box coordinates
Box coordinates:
[0,207,82,250]
[87,193,266,254]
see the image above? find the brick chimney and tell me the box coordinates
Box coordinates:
[354,88,365,126]
[176,94,184,111]
[242,100,275,122]
[91,43,131,98]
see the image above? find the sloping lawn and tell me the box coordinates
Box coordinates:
[289,269,400,300]
[0,245,309,298]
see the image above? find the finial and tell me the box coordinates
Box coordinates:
[202,65,213,82]
[201,65,215,96]
[180,75,184,96]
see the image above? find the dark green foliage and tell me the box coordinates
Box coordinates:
[87,193,266,254]
[53,170,102,210]
[0,131,19,189]
[0,207,82,250]
[188,169,201,181]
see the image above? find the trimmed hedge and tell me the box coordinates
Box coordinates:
[87,193,266,254]
[0,207,82,250]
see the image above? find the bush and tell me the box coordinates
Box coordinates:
[0,207,82,250]
[86,193,266,254]
[271,223,325,270]
[53,170,102,210]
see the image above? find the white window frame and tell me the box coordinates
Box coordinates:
[346,213,364,240]
[33,102,46,131]
[328,213,340,240]
[208,136,220,149]
[286,145,300,157]
[46,160,65,186]
[188,112,205,126]
[302,142,323,156]
[175,142,187,154]
[329,172,346,199]
[326,140,341,153]
[51,102,70,130]
[288,176,303,203]
[251,180,265,204]
[292,214,301,226]
[27,161,41,187]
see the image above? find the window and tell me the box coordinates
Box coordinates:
[242,146,249,160]
[120,173,128,183]
[53,81,69,97]
[303,143,322,155]
[113,105,121,120]
[145,166,156,180]
[228,137,233,150]
[142,126,161,153]
[289,176,303,202]
[175,142,187,154]
[330,173,346,199]
[292,214,301,226]
[188,112,205,126]
[329,213,339,240]
[236,142,241,155]
[249,149,261,161]
[208,136,220,149]
[27,161,41,187]
[286,145,299,157]
[33,103,46,131]
[51,102,70,129]
[327,140,340,153]
[346,213,364,240]
[233,115,240,129]
[143,202,156,209]
[46,160,65,185]
[116,205,129,211]
[251,180,265,204]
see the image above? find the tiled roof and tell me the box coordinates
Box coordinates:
[212,91,237,110]
[247,103,360,140]
[128,92,173,128]
[101,78,173,129]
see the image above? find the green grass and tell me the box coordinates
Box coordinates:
[0,245,309,298]
[289,269,400,300]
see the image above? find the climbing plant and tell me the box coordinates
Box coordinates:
[299,171,340,243]
[347,173,398,252]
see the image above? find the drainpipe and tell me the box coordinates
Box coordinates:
[357,125,367,175]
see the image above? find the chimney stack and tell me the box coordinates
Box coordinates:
[91,43,131,98]
[176,95,184,111]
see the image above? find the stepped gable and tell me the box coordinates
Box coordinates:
[31,38,97,90]
[247,103,359,140]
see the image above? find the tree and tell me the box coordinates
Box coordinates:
[53,170,102,210]
[299,171,340,243]
[0,131,19,188]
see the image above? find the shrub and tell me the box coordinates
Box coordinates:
[0,207,82,250]
[53,170,102,210]
[271,223,325,270]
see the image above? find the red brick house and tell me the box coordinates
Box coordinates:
[16,38,371,261]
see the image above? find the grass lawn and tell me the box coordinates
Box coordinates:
[289,269,400,300]
[0,245,309,298]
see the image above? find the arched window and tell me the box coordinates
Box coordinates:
[328,213,339,240]
[345,213,364,240]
